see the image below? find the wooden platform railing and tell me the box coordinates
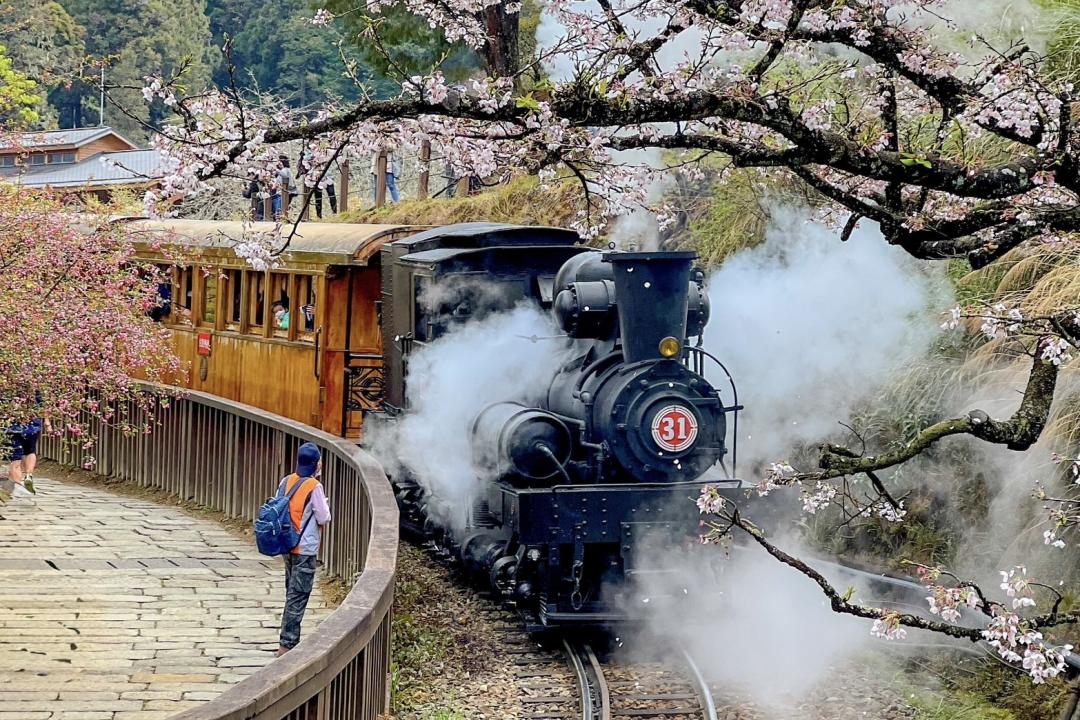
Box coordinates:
[41,386,398,720]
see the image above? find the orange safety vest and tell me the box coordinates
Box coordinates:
[282,474,318,555]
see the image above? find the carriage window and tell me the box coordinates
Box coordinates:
[147,264,172,322]
[171,266,193,325]
[200,270,218,327]
[296,275,317,339]
[269,272,290,338]
[222,269,242,330]
[246,271,266,333]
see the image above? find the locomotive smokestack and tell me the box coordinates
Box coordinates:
[604,251,695,363]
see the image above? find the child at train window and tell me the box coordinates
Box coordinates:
[273,300,290,330]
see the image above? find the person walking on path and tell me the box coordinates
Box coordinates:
[277,442,331,656]
[5,398,49,497]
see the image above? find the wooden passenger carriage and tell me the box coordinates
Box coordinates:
[125,219,415,437]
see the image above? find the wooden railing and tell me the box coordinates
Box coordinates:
[41,386,398,720]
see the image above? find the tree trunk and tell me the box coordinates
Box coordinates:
[480,6,519,77]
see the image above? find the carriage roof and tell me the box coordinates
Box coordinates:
[121,218,416,267]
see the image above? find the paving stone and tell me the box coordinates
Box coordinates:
[0,473,333,719]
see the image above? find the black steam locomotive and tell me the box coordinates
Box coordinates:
[378,223,741,628]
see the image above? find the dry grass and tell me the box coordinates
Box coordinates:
[954,241,1080,446]
[337,174,583,229]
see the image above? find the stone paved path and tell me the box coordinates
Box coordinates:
[0,473,332,720]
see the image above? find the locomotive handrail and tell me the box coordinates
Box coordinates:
[684,345,740,478]
[40,384,398,720]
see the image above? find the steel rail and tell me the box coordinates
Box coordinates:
[563,639,596,720]
[680,646,719,720]
[583,643,612,720]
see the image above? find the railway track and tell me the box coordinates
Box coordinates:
[561,638,719,720]
[473,581,723,720]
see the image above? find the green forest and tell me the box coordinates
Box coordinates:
[0,0,461,142]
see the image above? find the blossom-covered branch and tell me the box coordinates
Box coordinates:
[133,0,1079,261]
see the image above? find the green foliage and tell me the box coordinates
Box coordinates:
[0,44,41,128]
[57,0,213,141]
[319,0,478,82]
[909,690,1016,720]
[207,0,396,104]
[0,1,84,128]
[1040,0,1080,84]
[920,655,1070,720]
[683,168,789,267]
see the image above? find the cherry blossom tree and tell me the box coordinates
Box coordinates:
[0,187,184,468]
[132,0,1080,690]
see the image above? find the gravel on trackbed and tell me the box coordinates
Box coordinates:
[388,542,953,720]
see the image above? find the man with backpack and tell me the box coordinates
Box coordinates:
[258,442,331,657]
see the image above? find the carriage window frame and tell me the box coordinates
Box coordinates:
[245,271,268,336]
[268,272,291,339]
[219,268,243,331]
[170,266,194,326]
[198,267,220,329]
[294,273,317,342]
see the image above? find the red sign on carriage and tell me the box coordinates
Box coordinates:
[197,332,212,356]
[650,405,698,452]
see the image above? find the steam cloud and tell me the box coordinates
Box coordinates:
[366,304,573,529]
[703,207,951,474]
[622,537,879,703]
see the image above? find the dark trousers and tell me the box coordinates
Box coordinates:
[280,554,317,649]
[314,185,337,218]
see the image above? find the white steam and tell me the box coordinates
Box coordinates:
[366,303,572,529]
[619,537,932,704]
[703,208,951,474]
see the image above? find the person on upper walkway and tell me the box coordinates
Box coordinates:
[276,442,331,657]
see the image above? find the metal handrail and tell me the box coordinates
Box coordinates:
[41,384,399,720]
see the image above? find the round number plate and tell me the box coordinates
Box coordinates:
[650,405,698,452]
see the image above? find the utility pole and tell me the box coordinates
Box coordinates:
[99,66,105,126]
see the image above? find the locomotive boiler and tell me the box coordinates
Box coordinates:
[379,224,742,628]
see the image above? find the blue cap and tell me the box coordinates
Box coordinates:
[296,442,321,478]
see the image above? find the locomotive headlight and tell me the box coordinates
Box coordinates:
[658,336,681,358]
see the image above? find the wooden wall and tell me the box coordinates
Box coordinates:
[76,135,135,161]
[167,329,323,428]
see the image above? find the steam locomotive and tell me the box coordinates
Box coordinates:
[379,224,743,628]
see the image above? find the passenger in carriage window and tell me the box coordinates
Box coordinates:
[149,282,171,322]
[301,303,315,331]
[273,300,290,330]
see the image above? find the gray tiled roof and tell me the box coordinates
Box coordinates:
[10,149,167,188]
[0,127,132,150]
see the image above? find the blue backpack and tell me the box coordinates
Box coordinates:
[255,475,312,556]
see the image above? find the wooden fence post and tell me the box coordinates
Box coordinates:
[375,152,387,208]
[418,140,430,200]
[338,160,350,213]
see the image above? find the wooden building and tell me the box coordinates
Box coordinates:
[0,127,165,200]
